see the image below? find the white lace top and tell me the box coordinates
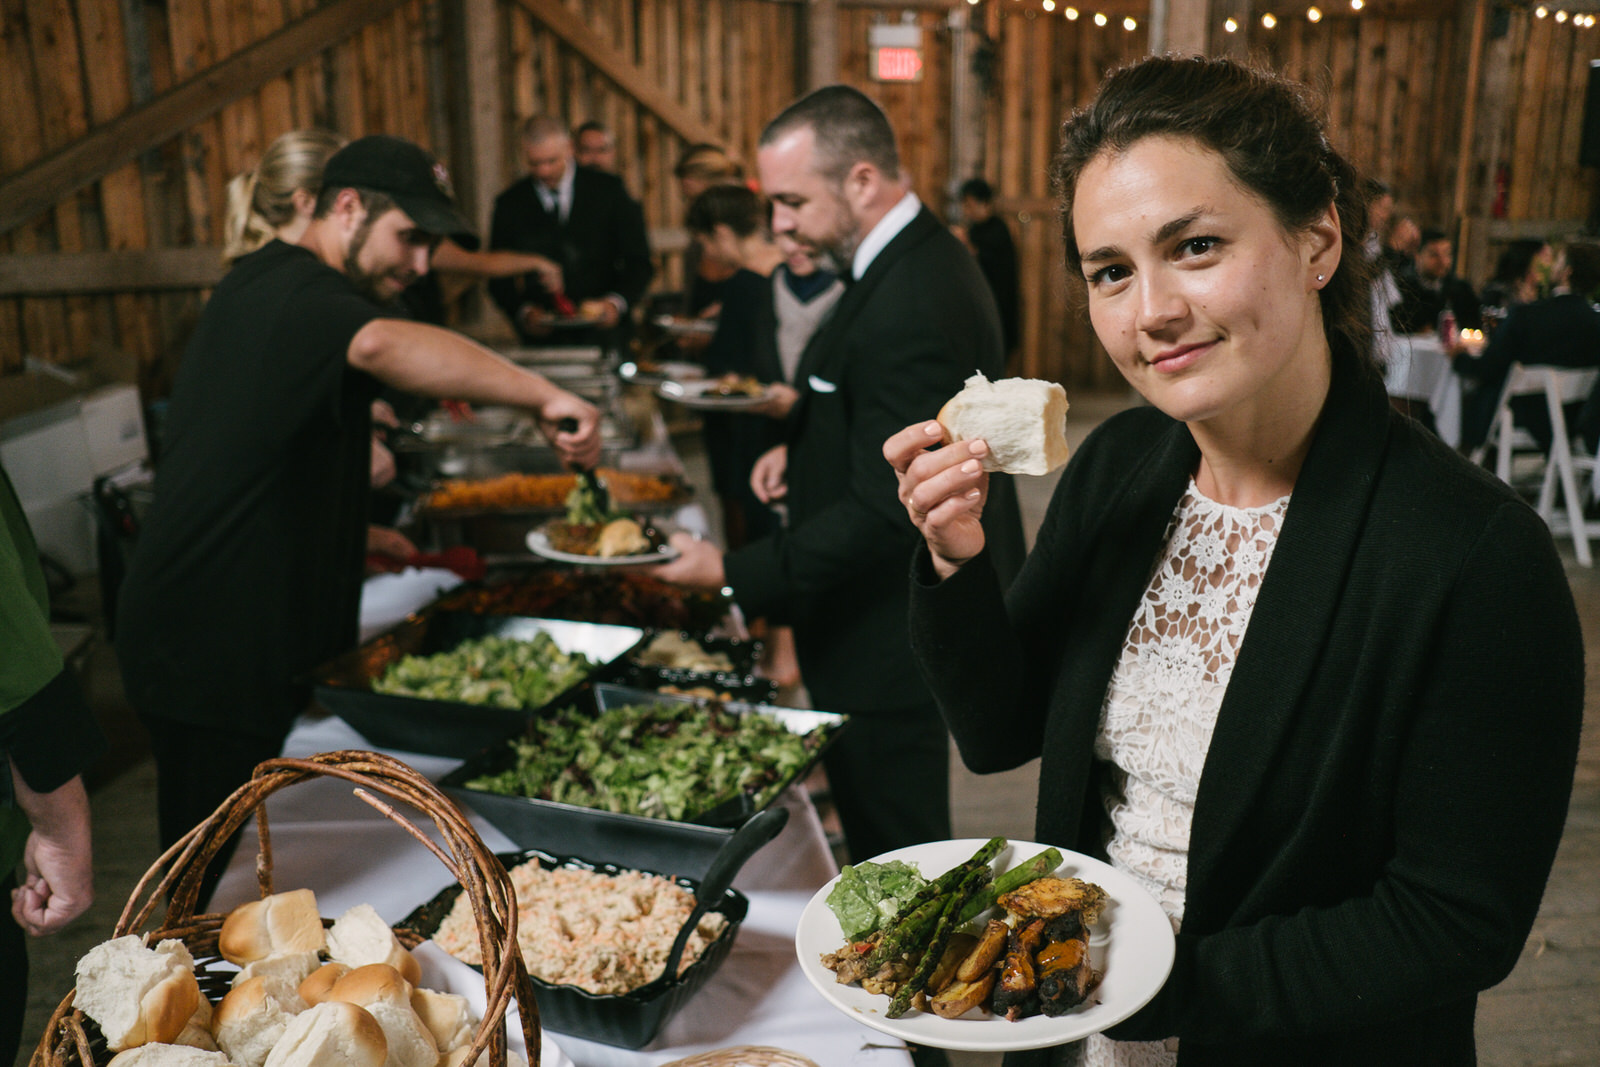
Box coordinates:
[1083,479,1290,1067]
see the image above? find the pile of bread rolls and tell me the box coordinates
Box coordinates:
[72,889,526,1067]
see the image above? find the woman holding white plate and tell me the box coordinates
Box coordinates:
[884,56,1582,1066]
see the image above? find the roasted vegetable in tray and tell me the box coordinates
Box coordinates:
[466,699,827,820]
[819,838,1108,1021]
[371,631,597,708]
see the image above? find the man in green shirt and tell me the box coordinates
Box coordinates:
[1,465,106,1063]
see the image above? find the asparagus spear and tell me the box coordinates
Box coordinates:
[957,847,1063,925]
[865,838,1006,970]
[886,863,993,1018]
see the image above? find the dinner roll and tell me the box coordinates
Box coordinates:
[325,904,421,986]
[107,1045,239,1067]
[442,1049,527,1067]
[174,998,219,1052]
[212,977,294,1067]
[231,951,319,1013]
[220,890,326,965]
[326,964,437,1067]
[261,1001,387,1067]
[297,962,350,1007]
[409,988,474,1054]
[936,372,1071,477]
[75,936,203,1051]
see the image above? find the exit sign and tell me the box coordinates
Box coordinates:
[874,46,924,82]
[868,21,924,83]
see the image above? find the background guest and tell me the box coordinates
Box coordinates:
[573,120,618,173]
[488,115,654,345]
[1392,225,1481,335]
[953,178,1020,366]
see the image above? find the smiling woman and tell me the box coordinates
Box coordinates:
[885,54,1583,1067]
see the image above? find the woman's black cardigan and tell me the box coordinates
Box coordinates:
[908,354,1584,1065]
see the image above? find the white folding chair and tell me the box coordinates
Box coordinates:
[1473,363,1600,565]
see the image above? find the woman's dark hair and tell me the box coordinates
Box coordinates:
[1491,239,1549,285]
[1051,54,1377,378]
[686,183,769,239]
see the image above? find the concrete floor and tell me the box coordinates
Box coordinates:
[15,391,1600,1066]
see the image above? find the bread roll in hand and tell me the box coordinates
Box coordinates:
[937,372,1071,476]
[74,936,203,1051]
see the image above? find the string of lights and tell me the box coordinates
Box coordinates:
[963,0,1597,31]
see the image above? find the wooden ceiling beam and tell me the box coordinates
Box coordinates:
[0,0,410,238]
[511,0,724,146]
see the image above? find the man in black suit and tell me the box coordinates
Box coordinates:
[655,85,1026,868]
[488,115,653,345]
[1392,227,1481,335]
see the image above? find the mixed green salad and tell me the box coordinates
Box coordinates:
[466,699,828,820]
[827,860,929,942]
[372,631,597,709]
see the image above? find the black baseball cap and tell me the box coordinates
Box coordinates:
[321,135,474,239]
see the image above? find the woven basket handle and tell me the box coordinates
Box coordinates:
[113,749,538,1067]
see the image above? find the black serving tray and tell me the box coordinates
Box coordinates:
[620,630,775,704]
[396,848,748,1049]
[310,614,644,758]
[440,683,846,879]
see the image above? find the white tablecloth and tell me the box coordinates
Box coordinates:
[1383,333,1462,447]
[210,714,910,1067]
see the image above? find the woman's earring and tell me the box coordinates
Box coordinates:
[1316,274,1325,283]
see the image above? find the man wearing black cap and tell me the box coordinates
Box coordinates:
[116,135,601,897]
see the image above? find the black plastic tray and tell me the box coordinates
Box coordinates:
[440,683,846,879]
[310,614,644,758]
[622,630,775,703]
[397,848,748,1049]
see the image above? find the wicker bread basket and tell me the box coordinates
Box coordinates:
[30,749,539,1067]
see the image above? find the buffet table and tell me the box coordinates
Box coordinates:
[209,713,912,1067]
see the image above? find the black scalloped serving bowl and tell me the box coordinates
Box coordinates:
[396,849,748,1049]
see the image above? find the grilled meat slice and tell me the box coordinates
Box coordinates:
[997,877,1108,925]
[1035,924,1096,1017]
[992,917,1047,1020]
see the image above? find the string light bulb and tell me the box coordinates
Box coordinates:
[1535,3,1547,13]
[1224,16,1238,30]
[1043,0,1055,10]
[1556,9,1569,20]
[1094,11,1107,24]
[1123,15,1137,28]
[1065,6,1080,17]
[1262,12,1277,27]
[1307,6,1322,21]
[1350,0,1363,9]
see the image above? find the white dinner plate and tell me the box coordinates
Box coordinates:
[795,839,1176,1052]
[526,528,681,566]
[652,314,719,337]
[657,377,772,411]
[618,359,706,385]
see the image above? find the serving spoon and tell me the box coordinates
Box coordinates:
[651,805,790,988]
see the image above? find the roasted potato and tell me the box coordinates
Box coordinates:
[957,919,1010,983]
[930,972,999,1019]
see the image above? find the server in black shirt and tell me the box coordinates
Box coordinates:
[116,136,601,899]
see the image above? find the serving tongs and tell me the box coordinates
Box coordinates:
[557,416,612,514]
[640,805,790,994]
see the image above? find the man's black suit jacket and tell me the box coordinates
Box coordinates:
[487,166,653,340]
[723,205,1026,715]
[1459,291,1600,449]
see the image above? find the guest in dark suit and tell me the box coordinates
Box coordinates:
[488,115,653,346]
[1459,241,1600,452]
[1392,226,1481,335]
[887,56,1581,1066]
[655,86,1027,867]
[955,177,1020,361]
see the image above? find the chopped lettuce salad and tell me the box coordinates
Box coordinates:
[827,859,929,941]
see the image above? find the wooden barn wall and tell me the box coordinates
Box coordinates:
[2,0,1597,402]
